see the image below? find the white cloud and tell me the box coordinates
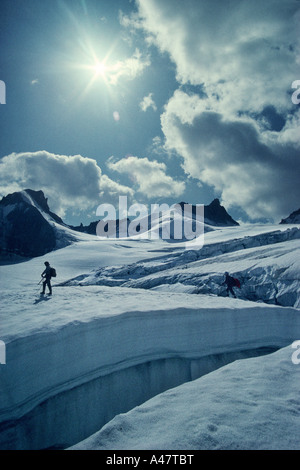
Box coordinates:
[131,0,299,116]
[123,0,300,220]
[0,151,133,217]
[139,93,157,112]
[107,155,185,199]
[161,90,300,220]
[107,48,151,85]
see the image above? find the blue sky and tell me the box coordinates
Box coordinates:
[0,0,299,225]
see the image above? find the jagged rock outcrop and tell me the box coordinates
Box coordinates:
[0,189,74,260]
[178,198,239,226]
[204,198,239,226]
[280,207,300,224]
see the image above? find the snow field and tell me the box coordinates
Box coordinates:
[0,223,300,449]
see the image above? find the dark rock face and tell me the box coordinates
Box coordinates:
[179,198,239,226]
[70,219,131,236]
[0,189,63,260]
[70,221,98,235]
[280,208,300,224]
[23,189,65,225]
[204,198,239,226]
[1,204,57,258]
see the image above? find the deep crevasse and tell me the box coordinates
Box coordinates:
[0,292,300,450]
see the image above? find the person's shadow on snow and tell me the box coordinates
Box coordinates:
[33,295,52,305]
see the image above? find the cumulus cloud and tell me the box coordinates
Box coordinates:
[131,0,299,116]
[161,90,300,219]
[0,151,133,217]
[139,93,157,112]
[123,0,300,220]
[107,48,151,85]
[107,155,185,199]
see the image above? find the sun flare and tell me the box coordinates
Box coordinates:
[93,60,107,77]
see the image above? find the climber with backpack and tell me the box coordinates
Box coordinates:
[40,261,56,295]
[224,272,240,298]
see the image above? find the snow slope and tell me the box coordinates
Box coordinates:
[0,224,300,450]
[70,344,300,450]
[64,224,300,307]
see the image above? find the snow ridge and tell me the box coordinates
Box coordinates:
[62,227,300,307]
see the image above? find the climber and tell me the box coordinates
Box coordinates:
[224,271,240,298]
[41,261,52,295]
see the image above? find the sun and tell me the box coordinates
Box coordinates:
[93,60,107,77]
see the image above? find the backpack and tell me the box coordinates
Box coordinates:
[233,278,241,288]
[50,267,57,278]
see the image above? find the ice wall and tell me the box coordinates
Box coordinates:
[0,303,299,449]
[0,348,277,449]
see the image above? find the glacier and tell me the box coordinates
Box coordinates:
[71,344,300,450]
[0,224,300,450]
